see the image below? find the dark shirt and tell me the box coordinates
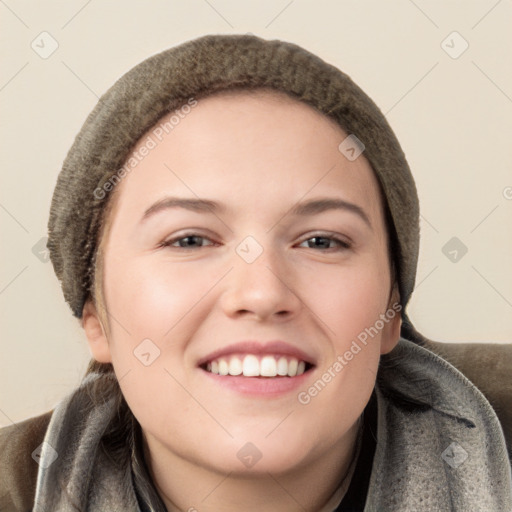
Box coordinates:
[335,389,377,511]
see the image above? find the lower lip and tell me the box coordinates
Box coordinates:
[200,367,315,397]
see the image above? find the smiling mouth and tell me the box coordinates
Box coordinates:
[199,354,315,378]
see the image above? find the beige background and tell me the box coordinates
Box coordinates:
[1,0,511,425]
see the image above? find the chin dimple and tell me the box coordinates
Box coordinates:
[203,354,311,377]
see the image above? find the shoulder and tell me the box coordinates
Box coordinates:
[0,410,53,512]
[422,339,512,459]
[379,337,510,430]
[371,338,512,509]
[380,337,512,466]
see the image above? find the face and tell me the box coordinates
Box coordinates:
[83,89,401,477]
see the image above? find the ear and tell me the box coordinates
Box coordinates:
[380,283,402,355]
[81,299,112,363]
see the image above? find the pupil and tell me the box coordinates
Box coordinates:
[182,236,198,247]
[313,237,328,248]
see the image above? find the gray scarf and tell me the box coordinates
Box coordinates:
[32,338,512,511]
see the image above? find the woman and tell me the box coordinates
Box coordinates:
[1,33,510,511]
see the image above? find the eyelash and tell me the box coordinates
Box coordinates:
[159,232,352,252]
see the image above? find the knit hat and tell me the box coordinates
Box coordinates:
[47,33,427,345]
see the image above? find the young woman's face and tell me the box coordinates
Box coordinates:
[85,89,400,476]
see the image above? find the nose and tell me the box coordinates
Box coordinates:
[220,241,303,322]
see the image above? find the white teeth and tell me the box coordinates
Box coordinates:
[218,359,229,376]
[287,358,298,377]
[204,354,310,378]
[228,355,242,376]
[242,355,260,376]
[260,356,277,377]
[276,356,288,376]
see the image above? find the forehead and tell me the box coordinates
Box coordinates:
[105,88,386,234]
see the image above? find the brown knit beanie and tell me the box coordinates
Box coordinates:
[47,33,428,345]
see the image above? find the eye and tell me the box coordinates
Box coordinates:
[160,233,216,250]
[297,234,352,251]
[159,232,352,252]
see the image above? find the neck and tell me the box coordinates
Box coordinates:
[142,419,361,512]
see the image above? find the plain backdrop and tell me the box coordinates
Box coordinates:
[1,0,511,425]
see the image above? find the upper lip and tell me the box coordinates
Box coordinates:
[197,340,317,367]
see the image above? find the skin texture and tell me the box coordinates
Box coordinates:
[82,88,401,512]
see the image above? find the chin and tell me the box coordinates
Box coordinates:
[204,436,312,476]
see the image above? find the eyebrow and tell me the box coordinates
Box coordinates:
[141,196,372,229]
[141,197,226,220]
[289,198,372,229]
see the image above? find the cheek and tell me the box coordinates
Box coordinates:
[104,253,220,339]
[102,252,229,402]
[102,255,214,438]
[307,261,388,391]
[311,259,390,342]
